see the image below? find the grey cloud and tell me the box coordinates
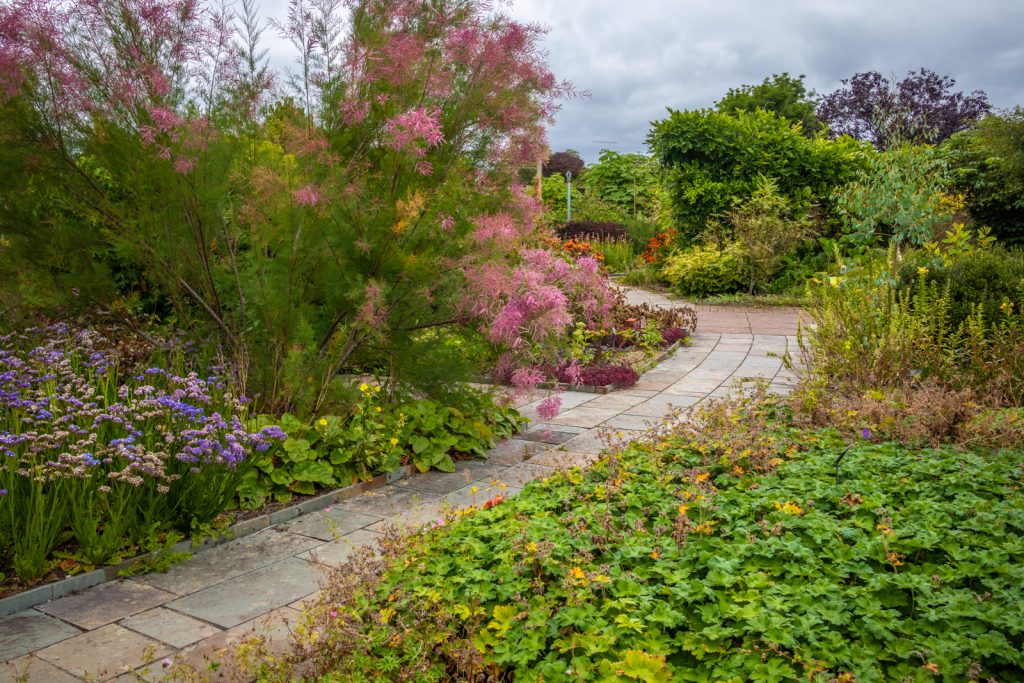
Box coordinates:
[259,0,1024,162]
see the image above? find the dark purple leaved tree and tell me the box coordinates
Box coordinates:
[543,150,585,177]
[818,69,990,149]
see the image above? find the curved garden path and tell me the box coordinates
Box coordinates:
[0,288,808,682]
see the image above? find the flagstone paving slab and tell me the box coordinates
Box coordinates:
[556,427,643,455]
[278,508,382,542]
[303,529,384,567]
[491,463,553,488]
[36,624,172,681]
[2,655,81,683]
[486,437,547,464]
[515,428,580,444]
[336,486,443,519]
[528,449,601,469]
[118,607,223,649]
[600,413,662,431]
[0,610,82,662]
[137,528,322,596]
[161,607,301,678]
[547,405,627,428]
[37,580,176,631]
[166,557,319,629]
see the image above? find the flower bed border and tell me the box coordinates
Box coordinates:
[0,463,424,617]
[0,340,686,616]
[478,338,685,395]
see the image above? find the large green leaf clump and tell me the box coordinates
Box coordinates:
[331,431,1024,681]
[648,108,866,240]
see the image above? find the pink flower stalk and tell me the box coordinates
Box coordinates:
[440,215,455,232]
[173,156,195,174]
[356,281,388,327]
[293,184,321,207]
[385,106,443,153]
[537,393,562,421]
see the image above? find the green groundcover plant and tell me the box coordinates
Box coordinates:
[223,405,1024,682]
[239,385,526,508]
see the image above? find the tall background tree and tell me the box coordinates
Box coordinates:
[818,68,990,149]
[716,73,824,137]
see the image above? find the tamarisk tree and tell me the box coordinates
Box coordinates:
[0,0,605,415]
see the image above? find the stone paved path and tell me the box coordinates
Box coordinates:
[0,288,807,682]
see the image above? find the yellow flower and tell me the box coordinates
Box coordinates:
[526,541,538,554]
[375,406,382,413]
[694,522,714,535]
[389,437,399,447]
[917,266,929,277]
[374,385,381,393]
[649,551,659,560]
[318,418,328,427]
[775,501,803,515]
[359,382,369,392]
[1000,300,1014,315]
[695,472,710,483]
[569,566,586,581]
[470,486,478,495]
[677,503,688,516]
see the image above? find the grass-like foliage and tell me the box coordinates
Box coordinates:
[0,325,285,582]
[220,396,1023,682]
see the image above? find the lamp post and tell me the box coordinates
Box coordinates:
[565,170,572,222]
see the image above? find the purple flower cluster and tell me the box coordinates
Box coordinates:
[0,326,286,488]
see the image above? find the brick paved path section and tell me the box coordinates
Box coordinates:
[0,287,806,682]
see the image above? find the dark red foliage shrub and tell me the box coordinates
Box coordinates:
[543,151,585,177]
[558,221,628,241]
[661,326,689,345]
[556,363,639,387]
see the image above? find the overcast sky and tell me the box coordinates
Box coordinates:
[260,0,1024,162]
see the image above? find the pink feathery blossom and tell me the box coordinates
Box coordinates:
[356,281,388,327]
[537,394,562,421]
[510,366,544,391]
[173,156,195,174]
[385,107,443,153]
[440,215,455,232]
[149,106,183,133]
[292,184,321,207]
[414,161,433,176]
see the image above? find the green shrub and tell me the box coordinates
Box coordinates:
[648,107,865,240]
[661,242,748,297]
[898,246,1024,329]
[800,246,1024,404]
[730,176,815,294]
[834,143,954,246]
[945,108,1024,244]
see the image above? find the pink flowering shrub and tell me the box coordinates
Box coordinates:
[0,0,580,416]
